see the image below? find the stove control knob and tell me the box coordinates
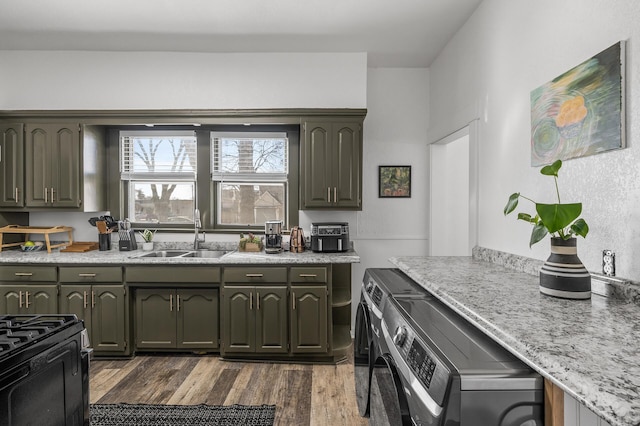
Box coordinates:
[393,326,407,347]
[365,282,374,293]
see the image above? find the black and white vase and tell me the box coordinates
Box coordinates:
[539,237,591,299]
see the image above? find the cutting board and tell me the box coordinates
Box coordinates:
[60,242,99,252]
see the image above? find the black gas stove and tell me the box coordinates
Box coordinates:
[0,315,89,426]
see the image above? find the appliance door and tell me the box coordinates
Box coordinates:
[369,354,412,426]
[354,299,374,417]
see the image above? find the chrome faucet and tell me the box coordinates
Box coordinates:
[194,208,205,250]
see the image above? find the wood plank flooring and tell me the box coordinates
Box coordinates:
[90,354,368,425]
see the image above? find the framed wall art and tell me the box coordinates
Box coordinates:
[379,165,411,198]
[530,40,626,166]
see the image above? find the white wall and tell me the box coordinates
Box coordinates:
[0,51,367,109]
[429,0,640,281]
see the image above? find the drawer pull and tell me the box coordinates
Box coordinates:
[299,274,317,278]
[14,272,33,277]
[245,273,264,278]
[78,273,97,278]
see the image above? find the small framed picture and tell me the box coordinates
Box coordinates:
[379,165,411,198]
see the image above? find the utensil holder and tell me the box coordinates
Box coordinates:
[98,233,111,251]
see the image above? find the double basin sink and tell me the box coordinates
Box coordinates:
[138,249,231,259]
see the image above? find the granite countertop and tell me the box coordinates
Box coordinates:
[0,242,360,265]
[389,255,640,426]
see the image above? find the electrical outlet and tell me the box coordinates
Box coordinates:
[602,250,615,276]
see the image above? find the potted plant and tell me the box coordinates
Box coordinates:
[138,229,156,251]
[239,233,264,252]
[504,160,591,299]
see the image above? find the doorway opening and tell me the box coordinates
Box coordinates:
[429,124,477,256]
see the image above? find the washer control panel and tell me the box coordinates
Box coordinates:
[407,340,437,388]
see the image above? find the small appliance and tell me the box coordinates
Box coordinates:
[265,220,283,253]
[310,222,349,252]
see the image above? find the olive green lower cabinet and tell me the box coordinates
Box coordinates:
[128,266,221,353]
[290,285,328,353]
[0,266,58,314]
[58,267,128,355]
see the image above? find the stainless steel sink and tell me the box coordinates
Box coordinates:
[139,250,192,258]
[181,250,230,258]
[138,249,231,258]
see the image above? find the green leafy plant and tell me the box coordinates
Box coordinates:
[239,233,263,250]
[504,159,589,247]
[138,229,156,243]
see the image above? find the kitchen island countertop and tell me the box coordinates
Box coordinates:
[390,255,640,426]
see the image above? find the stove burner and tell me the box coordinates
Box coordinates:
[0,315,81,357]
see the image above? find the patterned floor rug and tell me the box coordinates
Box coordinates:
[90,403,276,426]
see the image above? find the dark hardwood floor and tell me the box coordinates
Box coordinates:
[90,353,367,425]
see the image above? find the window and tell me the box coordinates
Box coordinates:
[120,130,197,225]
[211,132,288,228]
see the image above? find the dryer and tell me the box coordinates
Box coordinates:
[355,269,426,418]
[371,289,544,426]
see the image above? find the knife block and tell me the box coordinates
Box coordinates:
[118,230,138,251]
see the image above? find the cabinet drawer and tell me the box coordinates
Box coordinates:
[290,267,327,283]
[59,267,123,283]
[0,266,57,282]
[126,266,221,283]
[224,267,287,283]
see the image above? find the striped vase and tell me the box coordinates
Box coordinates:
[539,237,591,299]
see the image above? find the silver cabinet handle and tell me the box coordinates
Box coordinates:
[177,294,180,312]
[83,291,88,309]
[327,187,331,203]
[257,292,260,310]
[245,273,263,278]
[170,294,173,311]
[334,187,337,203]
[51,188,55,203]
[292,291,296,310]
[19,290,23,308]
[14,272,33,277]
[78,273,96,278]
[299,274,317,278]
[15,187,19,204]
[91,291,95,308]
[25,291,30,308]
[44,187,48,203]
[250,292,253,310]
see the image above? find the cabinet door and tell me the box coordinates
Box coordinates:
[291,286,328,353]
[0,287,23,314]
[25,124,51,207]
[24,285,58,314]
[92,285,126,353]
[301,122,333,208]
[0,123,24,208]
[50,125,81,208]
[255,286,288,353]
[59,285,91,332]
[177,289,219,350]
[222,286,254,353]
[25,123,81,208]
[135,289,176,349]
[333,123,361,208]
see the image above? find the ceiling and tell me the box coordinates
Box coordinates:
[0,0,482,68]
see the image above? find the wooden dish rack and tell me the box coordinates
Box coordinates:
[0,225,74,253]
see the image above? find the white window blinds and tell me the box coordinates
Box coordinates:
[211,132,288,182]
[120,131,197,181]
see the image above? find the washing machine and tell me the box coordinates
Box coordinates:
[355,269,426,418]
[370,285,544,426]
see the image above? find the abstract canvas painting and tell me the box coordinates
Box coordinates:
[379,166,411,198]
[530,41,625,166]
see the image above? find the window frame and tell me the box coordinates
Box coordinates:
[107,124,299,233]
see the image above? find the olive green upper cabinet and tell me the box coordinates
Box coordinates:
[0,124,24,208]
[25,123,81,208]
[301,121,362,210]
